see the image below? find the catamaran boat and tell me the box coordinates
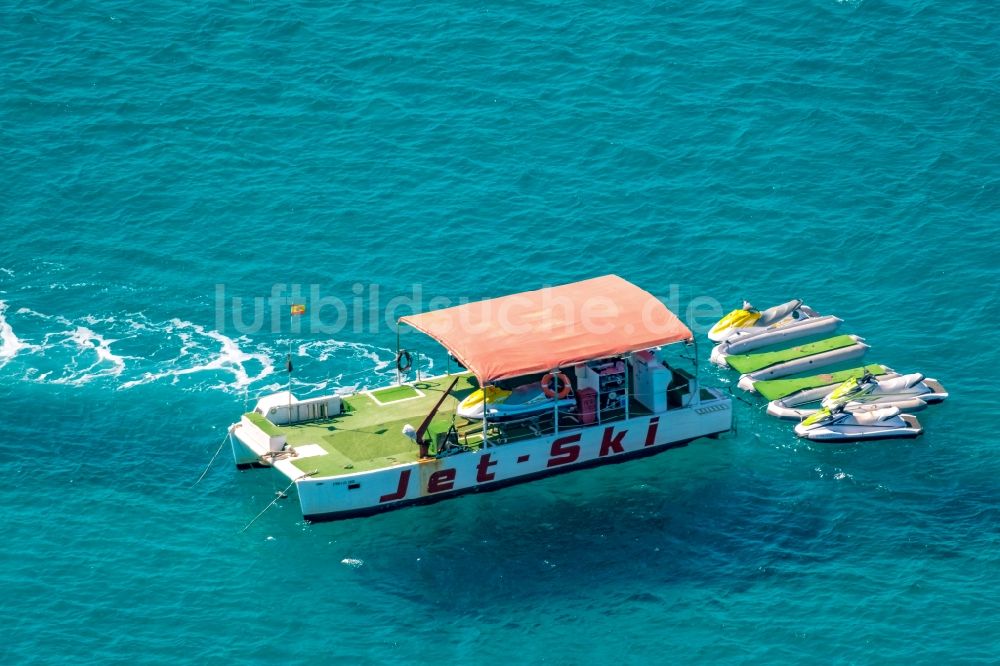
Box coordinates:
[229,276,733,522]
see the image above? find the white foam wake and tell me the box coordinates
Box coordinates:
[293,339,433,389]
[49,326,129,385]
[0,300,30,367]
[296,339,395,371]
[294,339,391,393]
[1,304,406,395]
[119,319,275,391]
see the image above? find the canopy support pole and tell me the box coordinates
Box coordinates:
[691,338,700,405]
[624,354,630,420]
[395,328,401,385]
[553,370,559,436]
[483,389,489,447]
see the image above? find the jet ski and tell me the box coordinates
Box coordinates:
[765,371,897,420]
[821,371,948,411]
[767,369,949,420]
[710,314,843,366]
[457,385,512,420]
[457,382,576,422]
[794,404,923,442]
[708,299,823,343]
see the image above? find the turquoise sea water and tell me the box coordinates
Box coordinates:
[2,0,999,662]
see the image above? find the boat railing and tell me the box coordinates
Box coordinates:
[393,347,436,384]
[431,401,640,454]
[399,349,703,456]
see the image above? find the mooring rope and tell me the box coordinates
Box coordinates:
[239,470,317,534]
[724,383,756,407]
[193,428,233,487]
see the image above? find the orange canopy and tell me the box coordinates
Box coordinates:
[399,275,692,383]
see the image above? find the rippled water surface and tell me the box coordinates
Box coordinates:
[2,0,998,662]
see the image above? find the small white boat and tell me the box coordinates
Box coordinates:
[735,335,870,392]
[710,314,843,366]
[708,299,823,343]
[794,405,923,442]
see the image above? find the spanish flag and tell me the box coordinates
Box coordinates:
[290,304,306,316]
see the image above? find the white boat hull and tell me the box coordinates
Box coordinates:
[230,428,262,467]
[264,394,733,521]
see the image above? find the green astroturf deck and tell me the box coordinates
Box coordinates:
[284,373,478,477]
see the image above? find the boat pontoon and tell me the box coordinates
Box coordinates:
[751,365,893,401]
[732,335,870,392]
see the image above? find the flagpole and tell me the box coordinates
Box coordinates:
[287,303,306,424]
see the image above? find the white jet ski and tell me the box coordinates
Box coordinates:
[457,382,576,422]
[822,371,948,410]
[794,404,923,442]
[708,299,822,343]
[767,371,946,420]
[710,314,843,366]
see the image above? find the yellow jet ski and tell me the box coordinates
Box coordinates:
[708,299,811,342]
[457,385,512,420]
[457,382,575,421]
[794,404,923,442]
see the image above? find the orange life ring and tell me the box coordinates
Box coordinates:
[541,372,571,399]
